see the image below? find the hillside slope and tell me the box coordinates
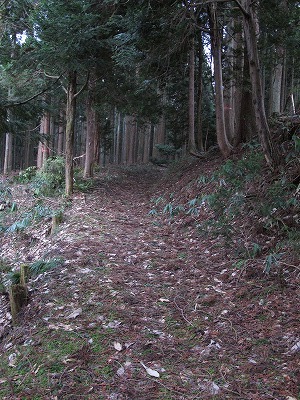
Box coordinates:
[0,155,299,400]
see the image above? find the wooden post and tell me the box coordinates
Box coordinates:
[9,284,28,324]
[20,264,29,286]
[9,265,29,324]
[51,211,63,235]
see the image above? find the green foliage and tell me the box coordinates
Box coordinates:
[155,144,177,156]
[0,182,12,203]
[73,170,95,193]
[32,157,65,197]
[264,253,283,274]
[29,257,64,276]
[7,271,21,284]
[17,166,37,183]
[7,203,53,233]
[163,202,184,218]
[150,149,299,277]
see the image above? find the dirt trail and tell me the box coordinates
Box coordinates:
[0,166,299,399]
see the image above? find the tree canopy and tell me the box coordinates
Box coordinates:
[0,0,299,187]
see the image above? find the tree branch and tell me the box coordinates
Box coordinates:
[192,0,250,18]
[4,74,64,108]
[233,0,250,17]
[74,72,90,99]
[44,70,67,93]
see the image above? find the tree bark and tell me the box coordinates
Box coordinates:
[197,32,204,152]
[241,0,279,166]
[269,46,285,115]
[57,108,65,156]
[65,70,77,196]
[208,3,233,157]
[3,131,13,175]
[84,76,96,178]
[188,36,197,153]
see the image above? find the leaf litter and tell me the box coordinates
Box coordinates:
[0,162,299,399]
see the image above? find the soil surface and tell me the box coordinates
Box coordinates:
[0,161,299,399]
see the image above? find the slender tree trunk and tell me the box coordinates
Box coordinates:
[84,76,96,178]
[24,132,30,169]
[208,3,232,157]
[223,15,244,146]
[197,32,204,152]
[269,46,285,115]
[57,108,65,156]
[149,124,155,160]
[188,36,197,153]
[43,111,50,162]
[238,47,256,142]
[3,131,13,175]
[65,70,77,196]
[37,113,50,168]
[241,0,279,166]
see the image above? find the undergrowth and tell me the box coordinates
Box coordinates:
[17,157,94,196]
[149,147,299,274]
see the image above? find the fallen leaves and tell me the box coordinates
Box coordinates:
[140,361,160,378]
[0,165,299,399]
[66,307,83,319]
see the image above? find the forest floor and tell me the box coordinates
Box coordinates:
[0,154,299,400]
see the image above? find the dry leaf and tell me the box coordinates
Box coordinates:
[140,361,160,378]
[8,353,17,367]
[113,341,123,351]
[158,298,170,303]
[66,308,82,319]
[117,366,125,376]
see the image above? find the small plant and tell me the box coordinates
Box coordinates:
[7,271,21,284]
[148,208,158,216]
[29,257,64,276]
[7,204,53,233]
[163,202,184,217]
[264,253,283,274]
[17,166,37,183]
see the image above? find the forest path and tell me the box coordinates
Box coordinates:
[0,165,298,399]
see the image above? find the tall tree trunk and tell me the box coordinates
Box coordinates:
[223,15,244,146]
[197,32,204,152]
[84,75,96,178]
[43,111,50,162]
[269,46,285,115]
[57,108,65,156]
[3,131,13,175]
[24,131,31,169]
[208,3,233,157]
[65,70,77,196]
[37,113,50,168]
[238,47,256,142]
[241,0,279,166]
[188,36,197,153]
